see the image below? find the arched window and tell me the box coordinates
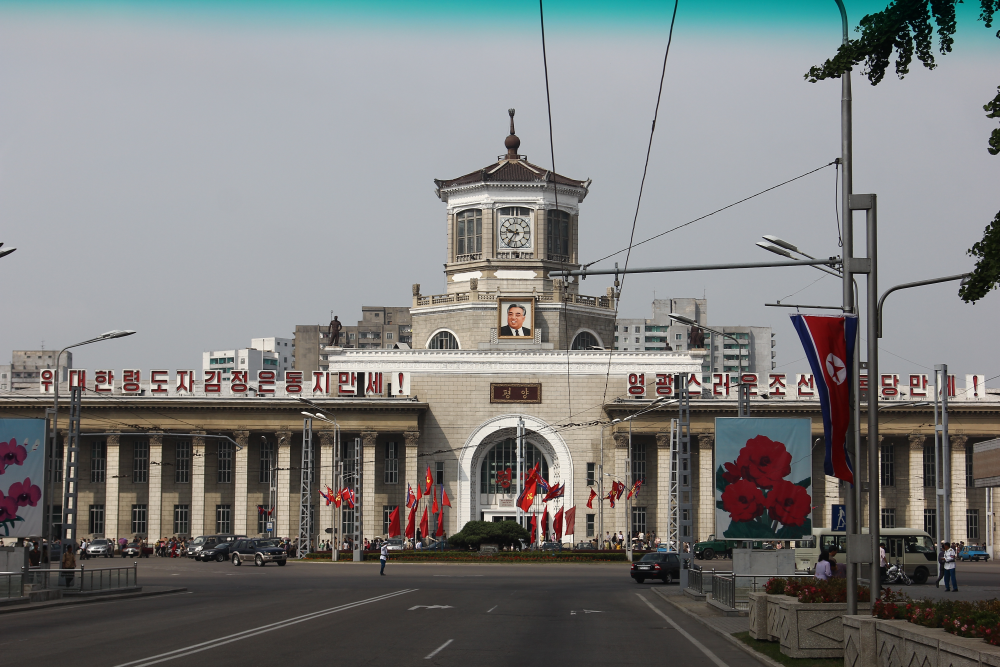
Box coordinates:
[480,438,550,494]
[428,330,459,349]
[456,209,482,259]
[572,331,600,350]
[547,209,570,260]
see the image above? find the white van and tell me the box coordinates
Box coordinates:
[794,527,937,584]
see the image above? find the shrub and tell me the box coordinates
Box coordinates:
[447,520,529,549]
[764,577,786,595]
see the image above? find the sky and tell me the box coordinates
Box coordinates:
[0,1,997,382]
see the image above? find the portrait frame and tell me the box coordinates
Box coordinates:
[497,297,535,339]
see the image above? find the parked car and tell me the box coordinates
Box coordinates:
[86,539,115,558]
[231,538,287,567]
[959,546,991,562]
[122,543,152,558]
[187,534,244,559]
[575,541,596,550]
[631,552,681,585]
[198,541,237,562]
[383,538,405,551]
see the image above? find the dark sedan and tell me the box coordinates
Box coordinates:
[231,538,287,567]
[630,552,680,585]
[198,542,236,562]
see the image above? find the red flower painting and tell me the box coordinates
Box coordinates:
[8,477,41,508]
[721,479,767,522]
[0,438,27,474]
[0,491,17,522]
[721,461,742,484]
[735,435,792,489]
[766,479,811,527]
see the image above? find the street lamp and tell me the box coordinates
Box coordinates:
[0,243,15,259]
[50,329,136,555]
[598,418,621,549]
[758,235,843,279]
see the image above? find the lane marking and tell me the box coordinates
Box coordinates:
[486,605,497,613]
[432,575,483,578]
[583,609,603,613]
[425,639,453,660]
[409,605,453,610]
[113,589,417,667]
[636,594,730,667]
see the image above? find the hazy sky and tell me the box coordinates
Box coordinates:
[1,1,997,381]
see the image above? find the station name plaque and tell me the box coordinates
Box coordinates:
[490,383,542,404]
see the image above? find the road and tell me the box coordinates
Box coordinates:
[1,557,764,667]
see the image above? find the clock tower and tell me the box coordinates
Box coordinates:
[433,109,591,295]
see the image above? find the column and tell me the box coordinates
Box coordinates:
[908,435,927,532]
[404,431,419,489]
[191,433,206,537]
[318,431,336,545]
[655,432,671,542]
[148,434,163,541]
[105,433,121,540]
[951,435,969,543]
[613,433,629,535]
[362,431,377,540]
[697,435,715,542]
[233,430,250,535]
[276,431,292,538]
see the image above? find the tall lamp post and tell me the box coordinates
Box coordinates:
[598,418,621,548]
[49,330,135,555]
[302,411,340,561]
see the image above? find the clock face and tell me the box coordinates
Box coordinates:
[499,216,531,249]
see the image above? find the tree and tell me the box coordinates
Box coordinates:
[805,0,1000,303]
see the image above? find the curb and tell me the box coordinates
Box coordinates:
[651,588,784,667]
[0,587,189,614]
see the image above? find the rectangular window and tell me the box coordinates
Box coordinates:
[52,443,63,483]
[546,209,570,258]
[456,209,482,257]
[258,508,270,535]
[924,508,937,537]
[259,439,274,484]
[967,445,974,488]
[968,509,980,540]
[216,504,232,534]
[131,504,148,535]
[384,442,399,484]
[89,504,105,535]
[90,441,106,483]
[218,441,233,483]
[586,513,595,538]
[631,507,647,535]
[173,504,190,535]
[923,443,936,487]
[342,508,355,540]
[881,508,896,529]
[880,443,895,487]
[49,504,62,536]
[133,439,149,483]
[631,442,646,482]
[383,505,394,535]
[436,461,444,486]
[175,440,191,483]
[586,463,596,486]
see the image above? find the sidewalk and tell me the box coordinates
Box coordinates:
[653,586,750,634]
[0,586,188,614]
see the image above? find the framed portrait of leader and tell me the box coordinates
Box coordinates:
[497,297,535,339]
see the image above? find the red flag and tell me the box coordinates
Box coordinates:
[606,490,616,509]
[517,478,538,512]
[334,488,342,508]
[627,479,643,500]
[419,508,429,538]
[388,507,401,538]
[405,505,416,538]
[431,489,440,514]
[406,483,416,508]
[425,466,433,494]
[416,482,423,501]
[542,507,549,541]
[529,514,538,543]
[586,488,597,509]
[553,506,564,541]
[442,488,451,507]
[564,506,576,537]
[435,508,444,537]
[614,481,626,500]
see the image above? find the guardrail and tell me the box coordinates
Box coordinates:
[712,573,815,612]
[24,563,138,593]
[687,568,703,593]
[715,573,736,609]
[1,571,24,599]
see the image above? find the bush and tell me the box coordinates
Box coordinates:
[766,577,870,603]
[764,577,786,594]
[447,521,529,550]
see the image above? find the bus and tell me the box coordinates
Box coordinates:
[793,527,937,584]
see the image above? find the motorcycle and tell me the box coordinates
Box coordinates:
[883,558,912,586]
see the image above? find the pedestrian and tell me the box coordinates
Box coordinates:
[61,545,76,588]
[943,542,958,592]
[815,550,832,580]
[380,541,388,575]
[936,541,947,588]
[878,541,888,592]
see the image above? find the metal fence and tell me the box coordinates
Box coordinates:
[687,568,703,593]
[712,573,815,611]
[24,564,138,594]
[1,571,24,599]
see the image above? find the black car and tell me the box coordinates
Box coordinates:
[231,538,287,567]
[630,552,680,584]
[198,541,236,562]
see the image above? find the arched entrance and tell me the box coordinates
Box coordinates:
[457,414,573,530]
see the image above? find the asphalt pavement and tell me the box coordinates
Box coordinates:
[0,556,767,667]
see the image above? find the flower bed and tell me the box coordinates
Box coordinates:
[757,578,871,658]
[871,589,1000,646]
[302,550,630,563]
[763,576,871,603]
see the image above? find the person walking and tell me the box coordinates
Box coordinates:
[879,541,888,592]
[380,542,388,576]
[814,551,832,580]
[936,541,947,588]
[943,542,958,592]
[61,545,76,588]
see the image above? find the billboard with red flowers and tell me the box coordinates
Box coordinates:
[0,419,46,538]
[715,418,812,540]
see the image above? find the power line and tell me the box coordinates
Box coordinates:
[601,0,680,407]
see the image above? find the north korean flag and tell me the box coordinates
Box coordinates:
[405,484,416,509]
[790,314,859,484]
